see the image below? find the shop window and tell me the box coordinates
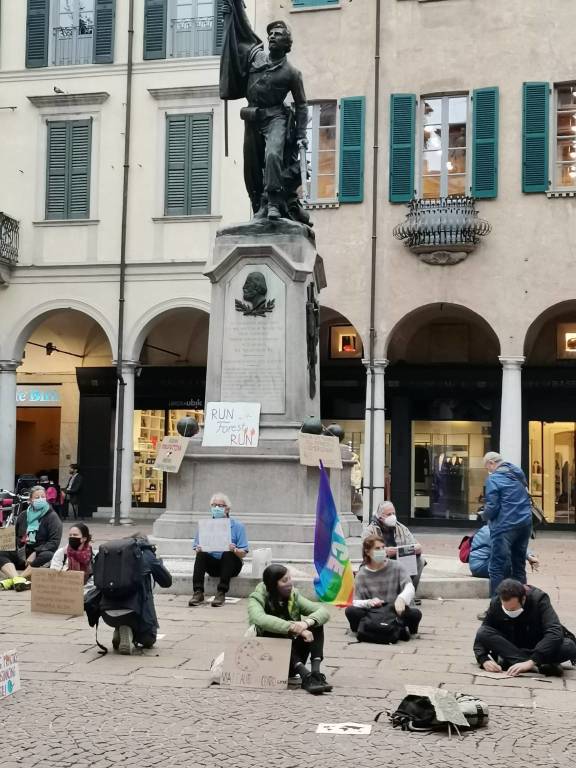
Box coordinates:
[529,421,576,524]
[554,84,576,190]
[329,324,363,359]
[421,94,468,199]
[556,322,576,360]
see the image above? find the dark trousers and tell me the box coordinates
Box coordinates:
[489,522,532,596]
[102,610,157,648]
[64,495,79,520]
[476,625,576,667]
[193,551,243,594]
[345,605,422,635]
[244,113,289,203]
[263,625,325,675]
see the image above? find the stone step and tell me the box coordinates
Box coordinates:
[151,536,364,560]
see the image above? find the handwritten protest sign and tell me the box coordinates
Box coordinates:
[298,432,343,469]
[221,637,291,690]
[198,518,232,552]
[31,569,84,616]
[0,526,16,551]
[0,650,20,699]
[397,544,418,576]
[154,435,191,473]
[202,402,260,447]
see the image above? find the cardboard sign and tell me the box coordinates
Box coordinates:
[202,402,260,447]
[0,650,20,699]
[0,526,16,552]
[198,518,232,553]
[397,544,418,577]
[221,637,291,690]
[153,435,191,473]
[298,432,343,469]
[31,569,84,616]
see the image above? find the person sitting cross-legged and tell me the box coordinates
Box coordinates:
[474,578,576,677]
[189,493,249,608]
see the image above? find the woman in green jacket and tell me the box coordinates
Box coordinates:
[247,563,332,695]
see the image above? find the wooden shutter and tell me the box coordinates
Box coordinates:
[166,114,212,216]
[166,116,188,215]
[144,0,167,60]
[522,82,550,193]
[389,94,416,203]
[93,0,116,64]
[26,0,49,69]
[213,0,225,55]
[46,123,69,219]
[472,87,499,199]
[46,121,91,220]
[339,97,365,203]
[188,114,212,215]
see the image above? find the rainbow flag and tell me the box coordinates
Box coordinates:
[313,463,355,605]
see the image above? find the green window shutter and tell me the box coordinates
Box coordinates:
[472,87,499,199]
[188,114,212,215]
[166,116,188,215]
[339,96,365,203]
[144,0,167,60]
[93,0,116,64]
[389,93,416,203]
[522,82,550,193]
[26,0,49,69]
[166,114,212,216]
[46,120,91,220]
[46,123,69,220]
[292,1,340,7]
[213,0,225,55]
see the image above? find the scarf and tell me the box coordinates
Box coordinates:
[26,504,49,544]
[66,544,93,574]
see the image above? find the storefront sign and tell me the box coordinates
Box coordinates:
[16,385,61,406]
[202,402,261,447]
[154,436,191,473]
[298,432,343,469]
[0,650,20,700]
[30,570,84,616]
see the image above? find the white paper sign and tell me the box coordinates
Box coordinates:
[0,650,20,699]
[397,544,418,577]
[198,518,232,552]
[153,435,191,473]
[202,402,261,447]
[316,723,372,735]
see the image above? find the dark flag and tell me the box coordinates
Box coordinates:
[219,0,262,101]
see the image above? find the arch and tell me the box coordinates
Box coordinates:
[127,297,211,362]
[320,305,366,364]
[524,300,576,364]
[385,302,501,364]
[5,299,117,362]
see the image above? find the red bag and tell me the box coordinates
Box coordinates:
[458,534,474,563]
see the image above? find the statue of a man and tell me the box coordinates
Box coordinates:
[220,1,310,224]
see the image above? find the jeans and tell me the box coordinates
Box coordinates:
[489,523,532,597]
[475,625,576,667]
[192,551,243,594]
[262,625,324,675]
[345,605,422,635]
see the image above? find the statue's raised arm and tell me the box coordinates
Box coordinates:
[219,0,263,101]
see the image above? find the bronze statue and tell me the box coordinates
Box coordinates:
[235,271,275,316]
[220,0,311,226]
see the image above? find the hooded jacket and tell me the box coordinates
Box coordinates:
[247,582,330,636]
[482,462,532,535]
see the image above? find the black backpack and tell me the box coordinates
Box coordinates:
[377,693,489,734]
[93,538,143,599]
[356,604,404,645]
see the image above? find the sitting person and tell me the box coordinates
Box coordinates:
[247,564,332,695]
[0,485,63,591]
[366,501,426,596]
[189,493,248,608]
[469,524,539,579]
[345,534,422,638]
[50,523,93,584]
[474,578,576,676]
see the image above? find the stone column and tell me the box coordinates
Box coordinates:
[111,361,138,524]
[362,359,388,524]
[0,361,19,491]
[498,356,525,466]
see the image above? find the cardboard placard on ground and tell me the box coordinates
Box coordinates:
[0,649,20,699]
[202,402,261,447]
[31,569,84,616]
[0,526,16,551]
[397,544,418,576]
[298,432,343,469]
[198,518,232,552]
[153,435,191,473]
[221,637,291,690]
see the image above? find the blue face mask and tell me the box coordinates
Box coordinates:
[211,505,227,519]
[31,499,49,513]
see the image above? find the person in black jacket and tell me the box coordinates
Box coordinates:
[474,579,576,676]
[0,485,63,591]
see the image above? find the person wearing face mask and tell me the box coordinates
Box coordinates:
[366,501,426,596]
[247,564,332,694]
[0,485,63,591]
[189,493,249,607]
[474,579,576,677]
[345,535,422,638]
[50,523,93,584]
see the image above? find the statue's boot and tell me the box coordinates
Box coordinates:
[267,192,282,220]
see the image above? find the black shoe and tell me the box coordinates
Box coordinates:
[211,591,226,607]
[112,628,120,650]
[400,626,411,642]
[538,663,564,677]
[311,672,333,693]
[300,672,325,695]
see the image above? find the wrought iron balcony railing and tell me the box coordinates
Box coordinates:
[52,25,94,66]
[0,213,19,266]
[393,196,491,265]
[170,16,215,58]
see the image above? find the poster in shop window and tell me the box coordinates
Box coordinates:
[154,435,191,473]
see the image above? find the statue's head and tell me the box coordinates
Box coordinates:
[267,20,293,54]
[243,272,268,304]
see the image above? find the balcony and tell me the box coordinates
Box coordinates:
[52,25,94,66]
[170,16,215,58]
[393,196,491,266]
[0,213,19,284]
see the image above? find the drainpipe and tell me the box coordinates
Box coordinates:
[113,0,135,525]
[366,0,382,522]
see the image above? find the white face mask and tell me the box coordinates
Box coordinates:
[502,605,524,619]
[371,549,388,564]
[383,515,397,528]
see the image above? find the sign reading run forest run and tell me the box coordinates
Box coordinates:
[202,402,261,447]
[0,650,20,699]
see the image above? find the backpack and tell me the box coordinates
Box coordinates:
[93,538,143,599]
[377,692,489,734]
[356,604,404,645]
[458,534,474,563]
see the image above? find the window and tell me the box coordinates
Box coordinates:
[52,0,95,65]
[554,84,576,189]
[144,0,223,60]
[305,102,337,202]
[421,95,468,198]
[165,114,212,216]
[46,120,92,220]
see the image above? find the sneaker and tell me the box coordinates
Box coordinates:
[13,577,31,592]
[311,671,333,693]
[118,625,133,656]
[538,663,564,677]
[300,672,325,695]
[188,591,204,607]
[0,578,14,590]
[211,591,226,607]
[112,628,120,651]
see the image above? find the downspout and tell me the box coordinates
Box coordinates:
[366,0,381,523]
[113,0,135,525]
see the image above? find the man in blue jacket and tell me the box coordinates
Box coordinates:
[482,452,533,597]
[469,524,539,579]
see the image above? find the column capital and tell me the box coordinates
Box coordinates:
[498,355,525,370]
[362,358,389,373]
[0,360,21,373]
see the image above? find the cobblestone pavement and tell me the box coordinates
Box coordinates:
[1,531,576,767]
